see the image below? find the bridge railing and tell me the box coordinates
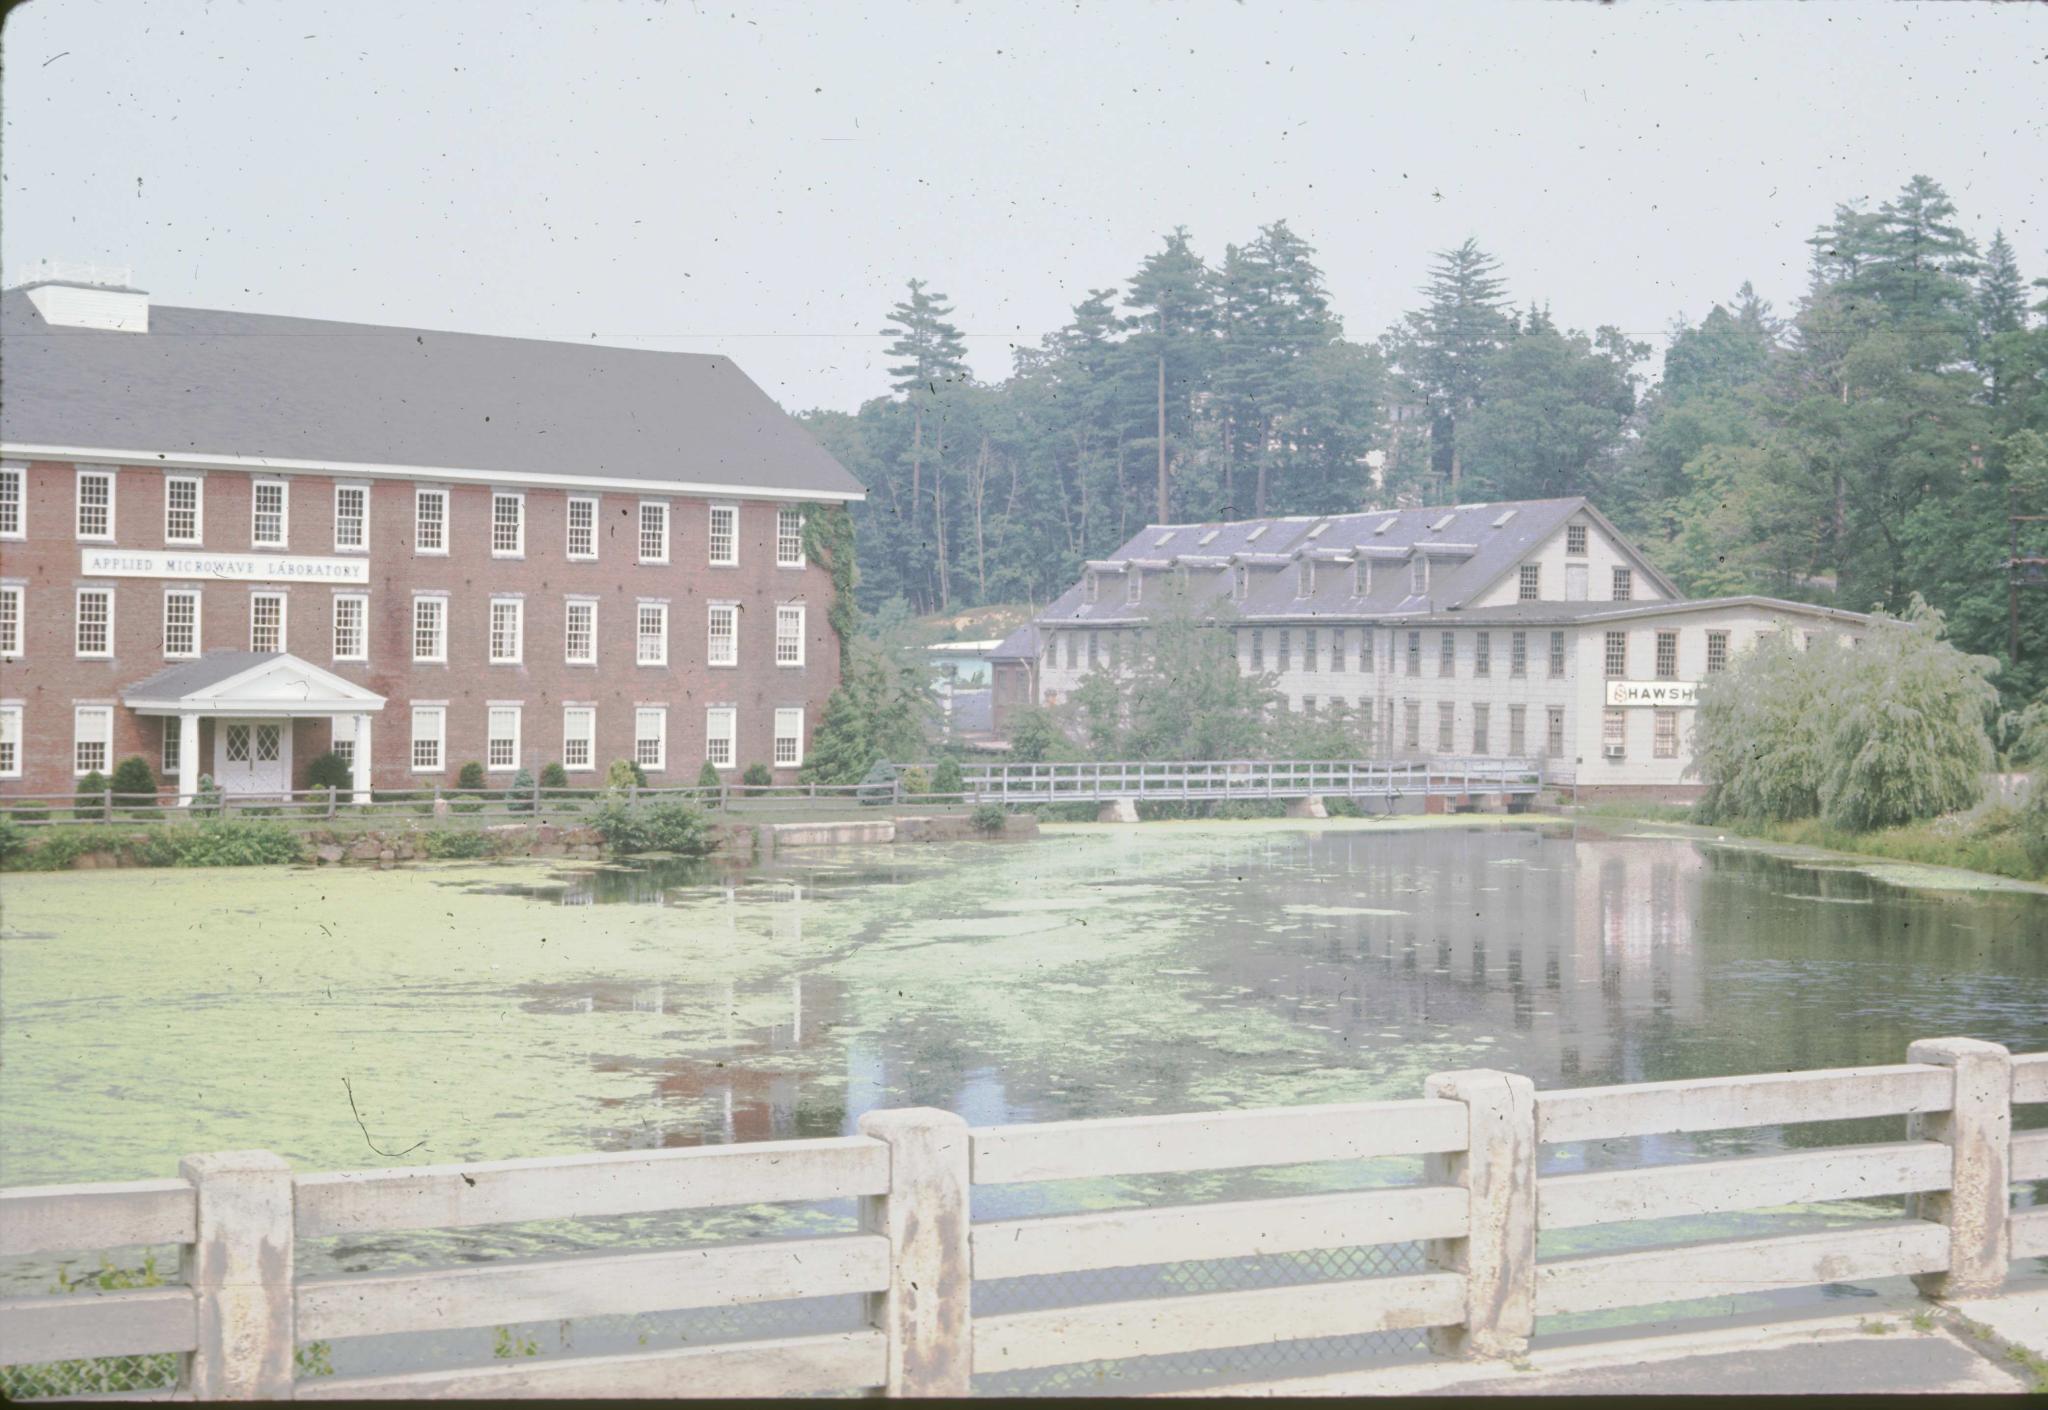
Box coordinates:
[2,1042,2038,1399]
[955,757,1544,803]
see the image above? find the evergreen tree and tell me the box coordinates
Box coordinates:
[881,280,971,610]
[1388,239,1513,497]
[1123,227,1217,523]
[1977,231,2028,340]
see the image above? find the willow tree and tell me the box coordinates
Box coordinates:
[1689,631,1834,824]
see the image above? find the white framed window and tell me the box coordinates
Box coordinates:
[487,704,522,771]
[161,716,181,776]
[776,507,805,567]
[638,501,670,564]
[412,594,448,663]
[410,704,446,772]
[0,585,21,656]
[334,484,369,551]
[165,475,203,545]
[1409,556,1428,595]
[708,603,738,667]
[74,705,113,776]
[250,591,286,653]
[75,587,113,657]
[567,496,597,560]
[252,480,289,548]
[634,706,667,771]
[1567,523,1589,555]
[491,491,525,557]
[329,720,355,773]
[415,488,448,554]
[0,703,22,778]
[333,592,368,662]
[76,468,115,540]
[773,707,804,767]
[708,504,738,566]
[1612,566,1633,601]
[489,597,524,664]
[705,706,737,769]
[562,706,596,772]
[1654,709,1679,759]
[637,603,668,666]
[0,464,23,539]
[565,599,597,665]
[1518,564,1541,601]
[163,589,200,658]
[1707,630,1730,674]
[1603,708,1627,759]
[774,604,804,666]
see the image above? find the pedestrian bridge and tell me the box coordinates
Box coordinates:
[956,757,1545,808]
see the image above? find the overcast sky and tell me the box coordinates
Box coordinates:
[3,1,2041,412]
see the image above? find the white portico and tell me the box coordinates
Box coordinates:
[122,652,385,804]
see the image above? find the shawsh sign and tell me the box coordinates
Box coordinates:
[80,548,370,584]
[1606,679,1700,708]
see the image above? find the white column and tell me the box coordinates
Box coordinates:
[351,713,373,805]
[177,713,200,806]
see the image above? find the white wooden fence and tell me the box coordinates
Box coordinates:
[2,1041,2041,1399]
[957,757,1545,805]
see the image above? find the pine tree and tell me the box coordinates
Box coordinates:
[1390,239,1513,496]
[1123,227,1217,523]
[881,280,970,610]
[1978,231,2028,339]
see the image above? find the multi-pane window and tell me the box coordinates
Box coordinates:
[562,707,596,771]
[775,604,805,666]
[334,485,368,551]
[1250,629,1265,671]
[1331,629,1346,672]
[637,604,669,666]
[1297,561,1315,598]
[704,706,737,769]
[567,497,597,559]
[1353,559,1370,596]
[166,476,203,544]
[1612,567,1633,601]
[1603,709,1627,758]
[1473,704,1490,755]
[1127,570,1143,605]
[1301,695,1317,716]
[329,724,354,775]
[1437,701,1455,753]
[1511,631,1528,677]
[410,705,446,772]
[1707,630,1730,674]
[77,470,114,539]
[333,593,367,661]
[1518,564,1541,601]
[161,717,182,776]
[1655,630,1678,680]
[1409,557,1429,595]
[777,508,805,567]
[74,705,112,775]
[0,465,22,538]
[412,595,448,662]
[415,489,448,553]
[252,481,288,548]
[487,705,522,771]
[1567,523,1588,555]
[163,590,199,658]
[245,593,283,652]
[1439,631,1456,676]
[774,707,805,767]
[1654,709,1679,759]
[492,492,525,556]
[76,587,113,657]
[489,598,524,664]
[1603,631,1628,678]
[635,707,667,771]
[1404,699,1421,750]
[1549,630,1567,678]
[1359,629,1375,674]
[1276,629,1291,672]
[1547,707,1566,756]
[708,604,739,667]
[0,585,22,656]
[1063,632,1078,669]
[565,600,597,664]
[1475,631,1491,677]
[639,502,669,564]
[1303,628,1318,673]
[1508,704,1527,756]
[708,505,738,565]
[0,704,27,776]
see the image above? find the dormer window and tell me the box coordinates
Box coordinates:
[1567,523,1588,555]
[1126,570,1143,605]
[1410,556,1429,595]
[1353,559,1371,596]
[1084,571,1099,604]
[1373,516,1395,536]
[1492,509,1518,529]
[1429,513,1455,532]
[1154,532,1175,548]
[1306,520,1329,540]
[1296,560,1315,597]
[1246,524,1268,542]
[1198,528,1220,546]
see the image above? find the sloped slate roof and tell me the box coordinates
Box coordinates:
[121,651,284,701]
[0,287,864,498]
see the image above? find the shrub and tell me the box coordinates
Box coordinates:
[969,802,1006,835]
[0,814,24,863]
[508,766,536,813]
[856,757,898,806]
[697,760,723,790]
[539,762,569,789]
[8,802,49,823]
[899,766,930,796]
[75,769,109,819]
[109,756,158,809]
[131,820,303,868]
[305,751,353,793]
[456,761,486,791]
[194,774,223,810]
[933,757,965,797]
[419,829,494,859]
[591,796,713,856]
[605,758,648,790]
[448,798,484,815]
[741,762,773,794]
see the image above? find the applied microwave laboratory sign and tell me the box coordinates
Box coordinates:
[80,548,370,585]
[1605,679,1700,708]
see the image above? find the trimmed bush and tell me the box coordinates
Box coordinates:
[508,767,536,813]
[456,761,487,791]
[109,756,158,809]
[741,762,773,794]
[969,802,1006,835]
[604,758,646,790]
[75,769,109,819]
[933,757,965,797]
[0,815,24,863]
[591,796,713,856]
[696,760,723,790]
[8,802,50,823]
[539,762,569,789]
[899,766,930,796]
[305,751,353,793]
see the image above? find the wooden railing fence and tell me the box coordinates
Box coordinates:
[2,1041,2040,1399]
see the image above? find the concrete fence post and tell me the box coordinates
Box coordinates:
[180,1150,295,1400]
[858,1107,972,1397]
[1906,1036,2012,1300]
[1423,1068,1538,1359]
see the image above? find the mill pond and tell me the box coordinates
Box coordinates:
[3,816,2045,1389]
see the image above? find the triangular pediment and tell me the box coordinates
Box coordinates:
[124,651,385,714]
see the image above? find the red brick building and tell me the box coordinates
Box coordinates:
[0,278,864,801]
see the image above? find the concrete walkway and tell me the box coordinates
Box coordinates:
[1163,1287,2048,1397]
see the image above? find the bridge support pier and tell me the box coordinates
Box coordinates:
[1284,796,1328,819]
[1097,799,1139,824]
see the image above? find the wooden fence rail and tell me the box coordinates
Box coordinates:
[1,1042,2041,1399]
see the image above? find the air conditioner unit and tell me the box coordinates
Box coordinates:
[1603,745,1626,760]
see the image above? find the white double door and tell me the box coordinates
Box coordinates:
[214,718,292,796]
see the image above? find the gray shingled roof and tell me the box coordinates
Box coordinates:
[1,286,864,498]
[122,651,282,702]
[989,622,1042,660]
